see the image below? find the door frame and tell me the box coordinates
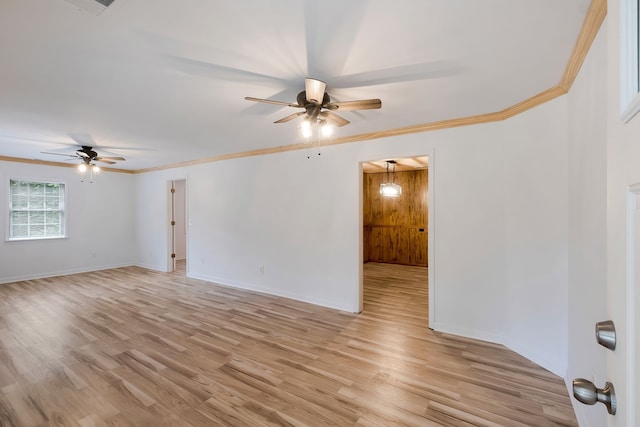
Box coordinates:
[167,177,188,273]
[358,149,435,327]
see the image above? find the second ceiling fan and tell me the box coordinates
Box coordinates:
[244,78,382,130]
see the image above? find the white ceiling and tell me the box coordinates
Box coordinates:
[0,0,591,170]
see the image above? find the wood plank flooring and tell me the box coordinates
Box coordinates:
[0,261,578,426]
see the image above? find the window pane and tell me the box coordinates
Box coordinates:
[11,194,28,209]
[11,224,27,237]
[11,211,28,225]
[12,181,29,196]
[30,225,45,237]
[29,182,44,195]
[30,211,45,224]
[45,211,60,224]
[45,197,60,210]
[45,224,60,235]
[45,184,60,196]
[29,196,44,209]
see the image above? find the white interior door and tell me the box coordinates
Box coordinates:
[626,184,640,425]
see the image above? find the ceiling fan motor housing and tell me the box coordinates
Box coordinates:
[297,91,331,121]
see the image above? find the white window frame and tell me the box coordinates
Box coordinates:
[621,0,640,122]
[6,178,68,241]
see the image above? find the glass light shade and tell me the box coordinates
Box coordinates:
[320,121,334,137]
[300,119,312,138]
[92,165,100,173]
[305,78,326,104]
[380,182,402,197]
[78,164,87,173]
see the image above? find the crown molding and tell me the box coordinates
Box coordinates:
[0,156,134,174]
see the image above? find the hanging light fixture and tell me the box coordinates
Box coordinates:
[380,160,402,197]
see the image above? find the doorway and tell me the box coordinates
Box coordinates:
[360,155,433,324]
[169,179,187,274]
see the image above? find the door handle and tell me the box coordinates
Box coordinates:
[595,320,616,350]
[572,378,616,415]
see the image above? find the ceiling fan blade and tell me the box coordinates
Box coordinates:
[325,99,382,111]
[68,133,97,147]
[331,60,463,88]
[244,97,301,108]
[274,111,306,124]
[305,78,326,105]
[319,111,350,127]
[41,151,78,158]
[95,159,116,165]
[96,156,126,161]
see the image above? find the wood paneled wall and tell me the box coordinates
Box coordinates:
[363,169,428,266]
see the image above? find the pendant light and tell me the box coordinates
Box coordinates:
[380,160,402,197]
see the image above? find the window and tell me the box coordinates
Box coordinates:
[621,0,640,122]
[8,179,66,240]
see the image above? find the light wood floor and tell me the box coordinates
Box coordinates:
[0,262,578,426]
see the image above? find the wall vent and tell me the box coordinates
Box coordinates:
[64,0,115,15]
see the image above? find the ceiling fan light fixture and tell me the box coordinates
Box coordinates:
[78,163,87,173]
[320,120,334,137]
[300,119,313,139]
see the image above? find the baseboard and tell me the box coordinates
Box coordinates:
[0,262,134,285]
[504,337,567,377]
[134,262,169,272]
[187,272,359,313]
[430,321,504,345]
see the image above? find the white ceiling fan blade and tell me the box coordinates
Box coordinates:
[40,151,79,158]
[94,158,117,165]
[319,111,350,127]
[96,156,126,161]
[244,97,301,108]
[274,111,306,124]
[325,99,382,111]
[68,133,97,147]
[305,78,326,104]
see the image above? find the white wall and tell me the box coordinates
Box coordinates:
[135,123,511,335]
[134,168,189,271]
[0,161,136,283]
[502,96,570,377]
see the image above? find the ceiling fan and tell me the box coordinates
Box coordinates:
[42,145,126,166]
[245,77,382,129]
